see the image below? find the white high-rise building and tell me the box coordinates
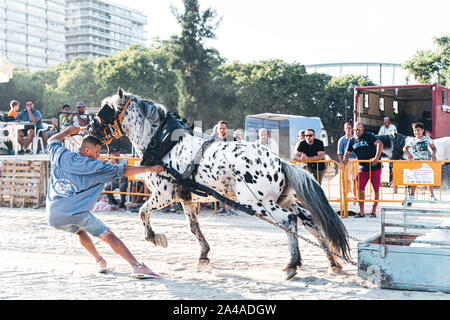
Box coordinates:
[0,0,66,72]
[65,0,147,60]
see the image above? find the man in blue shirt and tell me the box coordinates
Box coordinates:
[15,99,44,154]
[47,125,164,278]
[343,122,383,218]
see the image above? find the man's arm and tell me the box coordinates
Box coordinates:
[48,125,80,143]
[371,140,384,165]
[26,107,40,124]
[123,165,164,176]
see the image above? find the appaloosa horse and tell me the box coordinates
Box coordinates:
[87,88,351,279]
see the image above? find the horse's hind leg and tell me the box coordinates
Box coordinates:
[282,213,302,280]
[292,202,343,273]
[181,202,210,266]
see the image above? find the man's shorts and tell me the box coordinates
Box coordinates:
[357,169,382,192]
[20,125,35,136]
[55,212,110,238]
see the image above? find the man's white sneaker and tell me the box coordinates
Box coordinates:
[131,262,160,279]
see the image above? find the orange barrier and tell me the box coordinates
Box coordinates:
[100,155,449,218]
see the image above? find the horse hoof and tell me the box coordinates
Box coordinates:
[154,234,168,248]
[328,265,343,274]
[198,258,210,266]
[285,269,297,280]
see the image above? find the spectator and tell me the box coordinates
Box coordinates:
[233,129,243,142]
[44,104,74,145]
[255,128,279,154]
[216,120,236,214]
[293,130,305,160]
[8,100,19,117]
[378,117,397,136]
[104,147,129,209]
[15,99,44,154]
[73,101,89,127]
[296,128,325,184]
[212,124,219,137]
[337,122,357,198]
[403,122,438,204]
[50,104,73,131]
[343,122,384,218]
[217,120,229,141]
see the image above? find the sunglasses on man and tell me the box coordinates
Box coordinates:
[354,128,363,132]
[305,134,314,137]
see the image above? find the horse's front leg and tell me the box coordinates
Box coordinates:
[139,192,172,248]
[181,202,210,266]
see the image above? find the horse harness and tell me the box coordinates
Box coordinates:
[96,101,256,215]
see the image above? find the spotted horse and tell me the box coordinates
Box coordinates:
[87,88,351,280]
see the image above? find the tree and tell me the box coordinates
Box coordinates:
[217,60,332,130]
[403,35,450,86]
[321,74,375,142]
[169,0,224,128]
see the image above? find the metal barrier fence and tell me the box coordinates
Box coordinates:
[101,155,449,218]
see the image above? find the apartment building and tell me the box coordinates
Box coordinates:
[65,0,147,60]
[0,0,66,72]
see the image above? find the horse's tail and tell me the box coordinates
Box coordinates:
[281,160,351,260]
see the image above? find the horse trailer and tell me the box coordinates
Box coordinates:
[353,84,450,138]
[244,113,328,160]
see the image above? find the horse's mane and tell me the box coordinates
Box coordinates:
[108,92,167,121]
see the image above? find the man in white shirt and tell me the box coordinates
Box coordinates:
[255,128,279,154]
[378,117,397,136]
[73,101,90,127]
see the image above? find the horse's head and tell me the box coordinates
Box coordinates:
[87,88,167,153]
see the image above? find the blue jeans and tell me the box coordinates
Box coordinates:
[55,212,110,238]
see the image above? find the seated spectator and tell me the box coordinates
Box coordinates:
[50,104,73,131]
[15,99,44,154]
[103,147,129,209]
[45,105,74,145]
[8,100,19,118]
[73,101,90,127]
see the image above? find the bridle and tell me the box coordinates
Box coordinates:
[100,97,132,145]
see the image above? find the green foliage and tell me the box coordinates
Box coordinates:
[0,46,178,118]
[403,35,450,86]
[169,0,224,128]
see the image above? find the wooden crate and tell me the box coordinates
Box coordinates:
[0,160,46,208]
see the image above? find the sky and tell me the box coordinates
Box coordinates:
[117,0,450,66]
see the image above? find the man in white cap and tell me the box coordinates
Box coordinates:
[73,101,90,127]
[378,117,397,136]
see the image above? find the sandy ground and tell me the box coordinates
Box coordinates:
[0,203,449,301]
